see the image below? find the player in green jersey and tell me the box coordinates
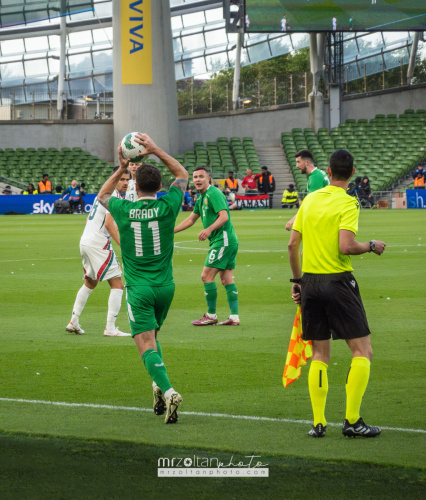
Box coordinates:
[174,167,240,326]
[285,149,329,231]
[97,133,188,424]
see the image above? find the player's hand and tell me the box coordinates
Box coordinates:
[198,229,211,241]
[285,220,293,231]
[372,240,386,255]
[117,143,130,169]
[291,284,301,304]
[134,132,158,156]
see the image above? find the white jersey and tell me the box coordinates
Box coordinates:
[80,190,119,249]
[126,179,138,202]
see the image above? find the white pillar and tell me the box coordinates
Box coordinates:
[232,32,243,110]
[309,33,325,132]
[57,0,67,119]
[113,0,179,160]
[407,32,420,85]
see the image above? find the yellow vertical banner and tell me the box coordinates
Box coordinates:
[121,0,152,85]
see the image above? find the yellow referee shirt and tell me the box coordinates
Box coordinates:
[293,185,360,274]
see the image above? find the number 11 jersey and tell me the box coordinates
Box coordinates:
[108,186,183,287]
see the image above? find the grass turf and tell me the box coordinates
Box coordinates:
[0,209,425,495]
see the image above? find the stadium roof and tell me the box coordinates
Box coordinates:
[0,0,423,104]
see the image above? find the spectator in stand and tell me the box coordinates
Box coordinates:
[223,187,240,210]
[23,183,38,195]
[281,184,299,208]
[358,176,376,207]
[224,171,239,193]
[412,164,425,181]
[2,185,13,195]
[241,168,261,194]
[257,166,276,209]
[414,172,425,189]
[55,185,63,194]
[38,174,52,194]
[60,180,85,213]
[183,186,193,211]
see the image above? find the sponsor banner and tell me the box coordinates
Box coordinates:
[235,194,269,209]
[0,192,168,214]
[0,194,97,215]
[121,0,152,84]
[406,189,426,209]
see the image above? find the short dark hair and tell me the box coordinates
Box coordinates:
[43,173,49,178]
[228,170,234,174]
[295,150,314,162]
[329,149,354,180]
[193,166,210,174]
[112,166,130,176]
[261,166,268,171]
[289,184,294,190]
[135,164,162,193]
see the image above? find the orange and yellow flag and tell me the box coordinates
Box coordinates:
[282,305,312,388]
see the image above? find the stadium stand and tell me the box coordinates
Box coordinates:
[282,110,426,193]
[0,148,114,194]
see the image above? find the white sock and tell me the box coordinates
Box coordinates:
[206,312,217,319]
[71,285,93,324]
[106,288,123,331]
[164,388,175,400]
[152,380,158,389]
[230,314,239,321]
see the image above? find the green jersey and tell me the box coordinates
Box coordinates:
[307,168,329,194]
[193,185,238,247]
[108,186,183,287]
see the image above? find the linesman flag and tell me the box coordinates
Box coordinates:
[282,305,312,388]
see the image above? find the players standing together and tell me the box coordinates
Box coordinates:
[67,132,385,436]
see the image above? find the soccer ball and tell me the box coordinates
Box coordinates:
[120,132,147,162]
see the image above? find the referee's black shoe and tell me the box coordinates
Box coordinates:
[308,423,326,437]
[342,417,381,438]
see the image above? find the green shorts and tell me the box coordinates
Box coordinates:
[125,284,175,337]
[204,244,238,270]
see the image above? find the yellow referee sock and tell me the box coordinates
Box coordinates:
[345,357,371,424]
[308,360,328,426]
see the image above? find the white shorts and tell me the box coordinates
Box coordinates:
[80,244,122,282]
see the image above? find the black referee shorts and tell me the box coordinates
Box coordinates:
[300,272,370,341]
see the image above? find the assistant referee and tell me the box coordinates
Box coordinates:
[288,149,386,438]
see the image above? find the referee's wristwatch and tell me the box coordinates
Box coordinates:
[290,278,302,283]
[369,241,375,253]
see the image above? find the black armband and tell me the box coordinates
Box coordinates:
[290,278,302,284]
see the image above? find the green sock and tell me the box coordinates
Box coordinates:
[156,339,163,360]
[225,283,239,315]
[142,349,172,394]
[204,282,217,314]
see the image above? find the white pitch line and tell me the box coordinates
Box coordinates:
[0,397,424,434]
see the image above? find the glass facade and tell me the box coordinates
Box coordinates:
[0,0,423,107]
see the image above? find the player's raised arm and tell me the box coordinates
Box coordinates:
[134,133,188,193]
[98,144,129,209]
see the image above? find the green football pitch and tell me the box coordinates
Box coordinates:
[0,210,425,498]
[246,0,426,32]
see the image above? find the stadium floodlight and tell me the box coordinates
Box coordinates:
[224,0,244,33]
